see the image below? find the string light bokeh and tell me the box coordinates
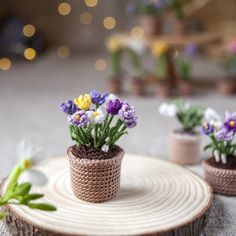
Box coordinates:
[57,46,70,58]
[103,17,116,30]
[23,24,36,37]
[95,58,107,71]
[58,2,71,16]
[0,58,11,71]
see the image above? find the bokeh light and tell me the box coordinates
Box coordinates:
[58,2,71,16]
[95,59,107,71]
[84,0,98,7]
[23,24,36,37]
[24,48,37,60]
[130,26,144,39]
[0,58,11,71]
[57,46,70,58]
[80,12,93,25]
[103,17,116,30]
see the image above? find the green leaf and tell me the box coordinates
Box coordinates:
[28,203,57,211]
[204,143,214,151]
[20,194,44,205]
[0,212,5,220]
[14,183,31,196]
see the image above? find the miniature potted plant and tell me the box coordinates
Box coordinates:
[202,111,236,195]
[0,141,56,220]
[60,91,137,203]
[127,0,164,36]
[126,38,147,96]
[159,100,207,165]
[176,43,197,96]
[151,40,170,97]
[217,40,236,95]
[106,34,126,94]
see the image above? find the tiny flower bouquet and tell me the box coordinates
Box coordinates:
[159,100,205,165]
[202,111,236,195]
[60,90,137,202]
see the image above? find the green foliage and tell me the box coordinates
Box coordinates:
[127,49,143,77]
[174,100,204,132]
[172,0,184,19]
[177,58,191,81]
[69,115,128,149]
[111,50,123,76]
[0,164,56,220]
[154,55,167,80]
[221,54,236,77]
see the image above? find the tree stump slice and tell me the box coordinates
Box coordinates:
[0,154,213,236]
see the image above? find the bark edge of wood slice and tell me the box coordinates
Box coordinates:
[0,154,213,236]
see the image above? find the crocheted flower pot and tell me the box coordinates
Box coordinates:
[217,79,236,95]
[170,131,201,165]
[108,76,123,94]
[131,77,144,96]
[203,158,236,196]
[172,18,187,35]
[138,15,161,36]
[67,146,124,203]
[179,81,193,96]
[155,81,171,97]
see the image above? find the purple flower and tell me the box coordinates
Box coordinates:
[184,43,198,57]
[215,127,234,142]
[224,111,236,132]
[119,102,137,128]
[68,110,88,127]
[107,99,123,115]
[201,122,214,135]
[60,100,77,115]
[90,90,108,106]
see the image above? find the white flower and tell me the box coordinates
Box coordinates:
[103,94,117,108]
[159,103,178,117]
[87,109,105,124]
[101,145,109,152]
[17,140,48,186]
[126,38,147,55]
[204,108,221,122]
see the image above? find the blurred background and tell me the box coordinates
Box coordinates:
[0,0,236,176]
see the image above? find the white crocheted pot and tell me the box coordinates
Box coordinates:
[67,146,124,203]
[203,159,236,196]
[170,131,201,165]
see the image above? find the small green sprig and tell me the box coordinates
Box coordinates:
[0,163,56,220]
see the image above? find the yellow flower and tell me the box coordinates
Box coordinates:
[151,40,168,56]
[105,34,126,53]
[74,94,91,110]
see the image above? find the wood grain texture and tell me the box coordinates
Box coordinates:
[0,154,213,236]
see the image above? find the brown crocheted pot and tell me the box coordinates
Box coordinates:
[203,159,236,196]
[138,15,161,36]
[67,146,124,203]
[170,131,201,165]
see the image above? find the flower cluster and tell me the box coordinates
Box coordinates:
[159,100,206,133]
[202,111,236,164]
[60,91,137,151]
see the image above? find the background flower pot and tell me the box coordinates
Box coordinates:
[67,146,124,203]
[170,131,201,165]
[217,79,236,95]
[155,81,170,97]
[172,18,187,35]
[203,159,236,196]
[131,77,144,96]
[138,15,161,36]
[108,76,123,94]
[179,80,193,96]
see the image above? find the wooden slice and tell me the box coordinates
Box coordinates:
[1,154,213,236]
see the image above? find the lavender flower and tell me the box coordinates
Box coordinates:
[119,102,137,128]
[60,100,77,115]
[215,127,234,142]
[184,43,198,57]
[90,90,108,106]
[224,111,236,132]
[68,110,88,127]
[107,99,123,115]
[201,122,214,135]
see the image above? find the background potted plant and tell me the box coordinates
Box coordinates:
[151,40,170,97]
[126,38,147,96]
[0,141,56,220]
[127,0,164,36]
[60,90,137,203]
[106,34,126,94]
[176,43,197,96]
[159,100,208,165]
[217,39,236,95]
[202,111,236,195]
